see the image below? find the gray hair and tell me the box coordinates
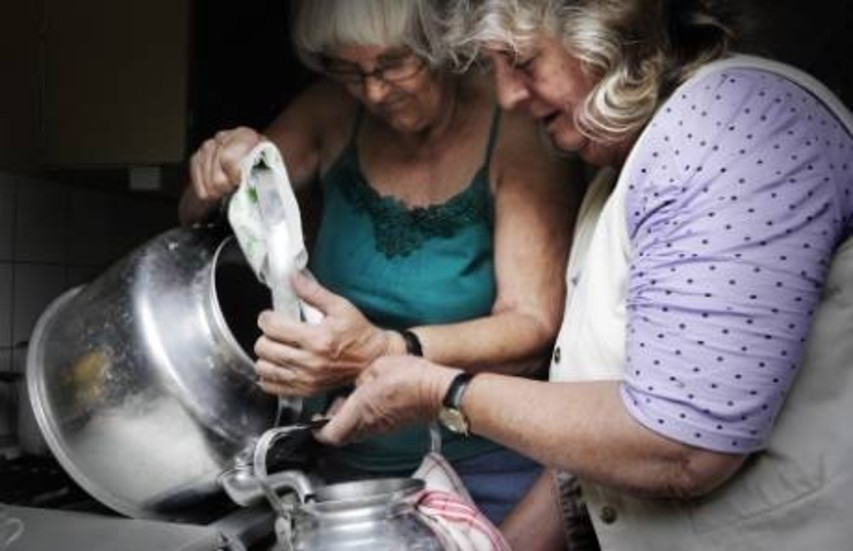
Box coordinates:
[290,0,448,71]
[437,0,741,143]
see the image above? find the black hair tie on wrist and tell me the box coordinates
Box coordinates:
[397,329,423,357]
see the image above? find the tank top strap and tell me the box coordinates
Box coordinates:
[322,105,363,178]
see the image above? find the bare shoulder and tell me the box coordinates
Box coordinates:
[264,80,359,182]
[268,79,357,143]
[489,106,574,196]
[457,72,559,188]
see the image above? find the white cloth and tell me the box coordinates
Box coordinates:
[554,55,853,550]
[404,423,509,551]
[227,142,322,323]
[413,452,511,551]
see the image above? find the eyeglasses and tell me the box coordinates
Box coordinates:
[321,50,426,85]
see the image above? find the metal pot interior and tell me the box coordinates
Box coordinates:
[213,237,272,360]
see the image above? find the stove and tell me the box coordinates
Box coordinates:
[0,452,279,551]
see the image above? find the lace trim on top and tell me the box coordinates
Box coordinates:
[334,149,492,257]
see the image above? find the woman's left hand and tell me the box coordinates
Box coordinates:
[254,272,394,396]
[317,357,459,445]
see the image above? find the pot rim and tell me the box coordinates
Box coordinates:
[304,477,424,514]
[209,235,256,374]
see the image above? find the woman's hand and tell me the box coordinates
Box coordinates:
[317,357,460,445]
[188,126,264,205]
[254,272,397,396]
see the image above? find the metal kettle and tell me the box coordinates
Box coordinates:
[242,426,446,551]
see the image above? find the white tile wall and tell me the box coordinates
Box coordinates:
[0,259,14,443]
[0,169,180,456]
[0,263,11,372]
[0,173,14,261]
[14,177,69,264]
[12,345,28,379]
[68,188,116,267]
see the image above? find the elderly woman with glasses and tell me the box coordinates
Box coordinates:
[316,0,853,549]
[179,0,579,524]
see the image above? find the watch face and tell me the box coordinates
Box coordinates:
[438,407,469,435]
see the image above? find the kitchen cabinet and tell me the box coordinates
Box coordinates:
[41,0,190,166]
[0,1,40,171]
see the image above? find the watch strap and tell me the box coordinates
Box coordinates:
[442,372,474,408]
[397,329,423,357]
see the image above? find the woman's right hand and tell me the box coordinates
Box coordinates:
[188,126,264,204]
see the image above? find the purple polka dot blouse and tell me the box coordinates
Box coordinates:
[620,66,853,453]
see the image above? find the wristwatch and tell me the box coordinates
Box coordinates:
[438,372,475,436]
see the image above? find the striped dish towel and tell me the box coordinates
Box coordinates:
[413,452,511,551]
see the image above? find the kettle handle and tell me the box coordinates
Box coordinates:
[252,425,317,518]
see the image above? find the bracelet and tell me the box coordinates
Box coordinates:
[396,329,423,357]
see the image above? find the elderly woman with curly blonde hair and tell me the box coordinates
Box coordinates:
[318,1,853,549]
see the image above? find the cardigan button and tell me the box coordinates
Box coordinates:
[599,505,618,524]
[553,346,562,364]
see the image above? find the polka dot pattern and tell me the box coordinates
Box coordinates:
[620,67,853,453]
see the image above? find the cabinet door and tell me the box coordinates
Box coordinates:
[42,0,190,166]
[0,1,40,171]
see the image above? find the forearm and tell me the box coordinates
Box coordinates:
[462,375,745,498]
[411,308,556,376]
[500,469,566,551]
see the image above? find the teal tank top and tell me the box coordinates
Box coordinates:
[308,109,503,472]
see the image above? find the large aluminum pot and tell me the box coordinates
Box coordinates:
[26,225,282,520]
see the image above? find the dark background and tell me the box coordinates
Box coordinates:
[190,1,312,149]
[190,0,853,151]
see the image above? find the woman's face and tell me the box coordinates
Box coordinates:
[484,35,620,166]
[322,45,443,134]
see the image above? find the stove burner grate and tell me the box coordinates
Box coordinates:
[0,454,106,512]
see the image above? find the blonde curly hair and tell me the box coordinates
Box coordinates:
[432,0,740,143]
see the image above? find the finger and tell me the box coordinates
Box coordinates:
[324,395,347,417]
[254,334,316,368]
[192,141,217,200]
[291,271,341,315]
[256,377,303,397]
[257,311,315,348]
[209,141,235,197]
[219,128,260,185]
[189,150,205,199]
[255,360,319,397]
[202,139,223,197]
[316,395,365,446]
[214,130,231,144]
[255,359,299,386]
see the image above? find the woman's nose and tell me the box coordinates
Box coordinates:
[493,63,529,110]
[361,75,389,103]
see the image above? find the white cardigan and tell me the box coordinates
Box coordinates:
[552,55,853,550]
